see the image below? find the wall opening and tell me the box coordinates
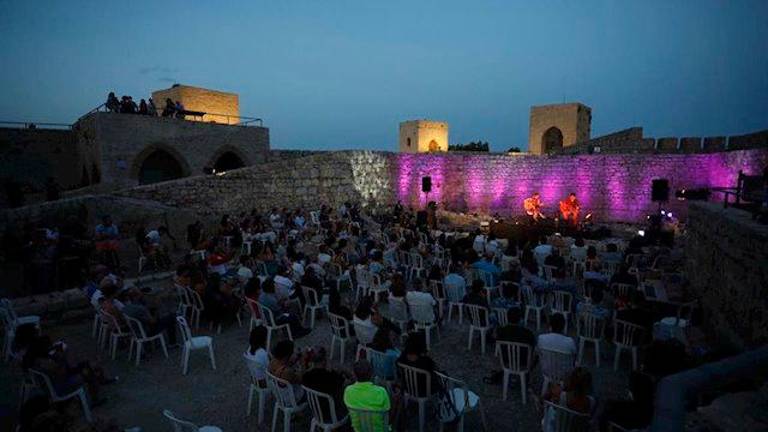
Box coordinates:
[407,137,412,147]
[213,151,245,173]
[428,140,439,151]
[542,127,564,153]
[138,149,185,185]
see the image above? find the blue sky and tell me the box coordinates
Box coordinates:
[1,0,766,151]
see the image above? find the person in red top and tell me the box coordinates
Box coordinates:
[559,192,581,226]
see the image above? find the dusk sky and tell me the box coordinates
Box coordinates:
[1,0,766,152]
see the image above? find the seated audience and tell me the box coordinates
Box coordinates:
[538,313,576,355]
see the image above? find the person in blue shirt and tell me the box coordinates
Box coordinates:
[472,253,501,287]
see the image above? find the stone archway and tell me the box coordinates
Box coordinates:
[542,127,564,153]
[132,145,190,185]
[213,151,245,172]
[428,140,439,152]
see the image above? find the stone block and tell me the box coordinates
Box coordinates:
[703,136,726,152]
[656,137,679,153]
[679,137,702,153]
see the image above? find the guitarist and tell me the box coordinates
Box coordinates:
[523,192,545,222]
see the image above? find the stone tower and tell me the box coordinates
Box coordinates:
[399,120,449,153]
[152,84,239,125]
[528,103,591,155]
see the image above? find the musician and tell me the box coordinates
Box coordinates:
[559,192,581,225]
[523,192,544,221]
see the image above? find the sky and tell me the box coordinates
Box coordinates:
[0,0,766,152]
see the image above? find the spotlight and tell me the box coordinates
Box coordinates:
[638,230,645,237]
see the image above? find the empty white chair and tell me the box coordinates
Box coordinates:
[538,348,575,395]
[410,303,439,351]
[398,363,434,432]
[549,291,573,333]
[521,285,547,331]
[30,368,92,423]
[429,280,446,318]
[163,409,222,432]
[267,372,309,432]
[577,311,605,367]
[613,319,643,371]
[176,316,216,375]
[434,371,487,432]
[465,304,492,355]
[495,341,533,404]
[302,286,327,329]
[304,386,349,432]
[256,302,293,352]
[244,352,270,423]
[328,313,353,364]
[1,299,40,361]
[125,315,169,367]
[444,281,465,324]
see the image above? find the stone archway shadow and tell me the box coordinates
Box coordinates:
[130,143,192,185]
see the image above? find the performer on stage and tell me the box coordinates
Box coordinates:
[523,192,545,221]
[559,192,581,226]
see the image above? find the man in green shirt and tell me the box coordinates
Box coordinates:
[344,359,390,431]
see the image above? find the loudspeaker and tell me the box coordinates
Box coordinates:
[416,210,428,226]
[651,179,669,202]
[421,176,432,193]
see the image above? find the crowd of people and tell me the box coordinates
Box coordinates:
[5,198,717,431]
[104,92,187,119]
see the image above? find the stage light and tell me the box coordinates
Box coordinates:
[638,230,645,237]
[660,210,666,216]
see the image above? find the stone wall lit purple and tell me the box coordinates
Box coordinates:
[388,149,768,222]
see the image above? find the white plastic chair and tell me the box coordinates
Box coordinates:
[360,346,398,389]
[577,310,605,367]
[328,313,353,364]
[256,302,293,352]
[162,409,222,432]
[353,321,377,361]
[245,297,263,331]
[244,352,270,423]
[408,253,427,281]
[476,269,498,299]
[30,368,92,423]
[187,289,205,330]
[444,281,465,324]
[465,304,492,355]
[348,407,389,432]
[386,297,410,334]
[99,311,131,360]
[302,286,327,329]
[495,341,533,403]
[174,284,193,320]
[549,291,573,333]
[176,316,216,375]
[354,267,371,302]
[410,302,439,351]
[521,285,547,331]
[435,371,487,432]
[538,347,575,395]
[304,386,349,432]
[542,400,590,432]
[611,283,635,299]
[1,299,40,361]
[398,363,434,432]
[613,319,643,371]
[430,280,446,318]
[266,372,309,432]
[125,315,169,367]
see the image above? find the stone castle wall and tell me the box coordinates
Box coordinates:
[686,202,768,348]
[151,85,240,125]
[389,149,768,221]
[79,112,270,189]
[555,128,768,155]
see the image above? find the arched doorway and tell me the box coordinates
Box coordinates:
[542,127,564,153]
[138,149,185,185]
[428,140,439,152]
[213,151,245,173]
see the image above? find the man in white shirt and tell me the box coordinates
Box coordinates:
[443,268,467,300]
[533,236,553,265]
[273,267,295,301]
[537,313,576,355]
[406,281,437,321]
[237,255,254,282]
